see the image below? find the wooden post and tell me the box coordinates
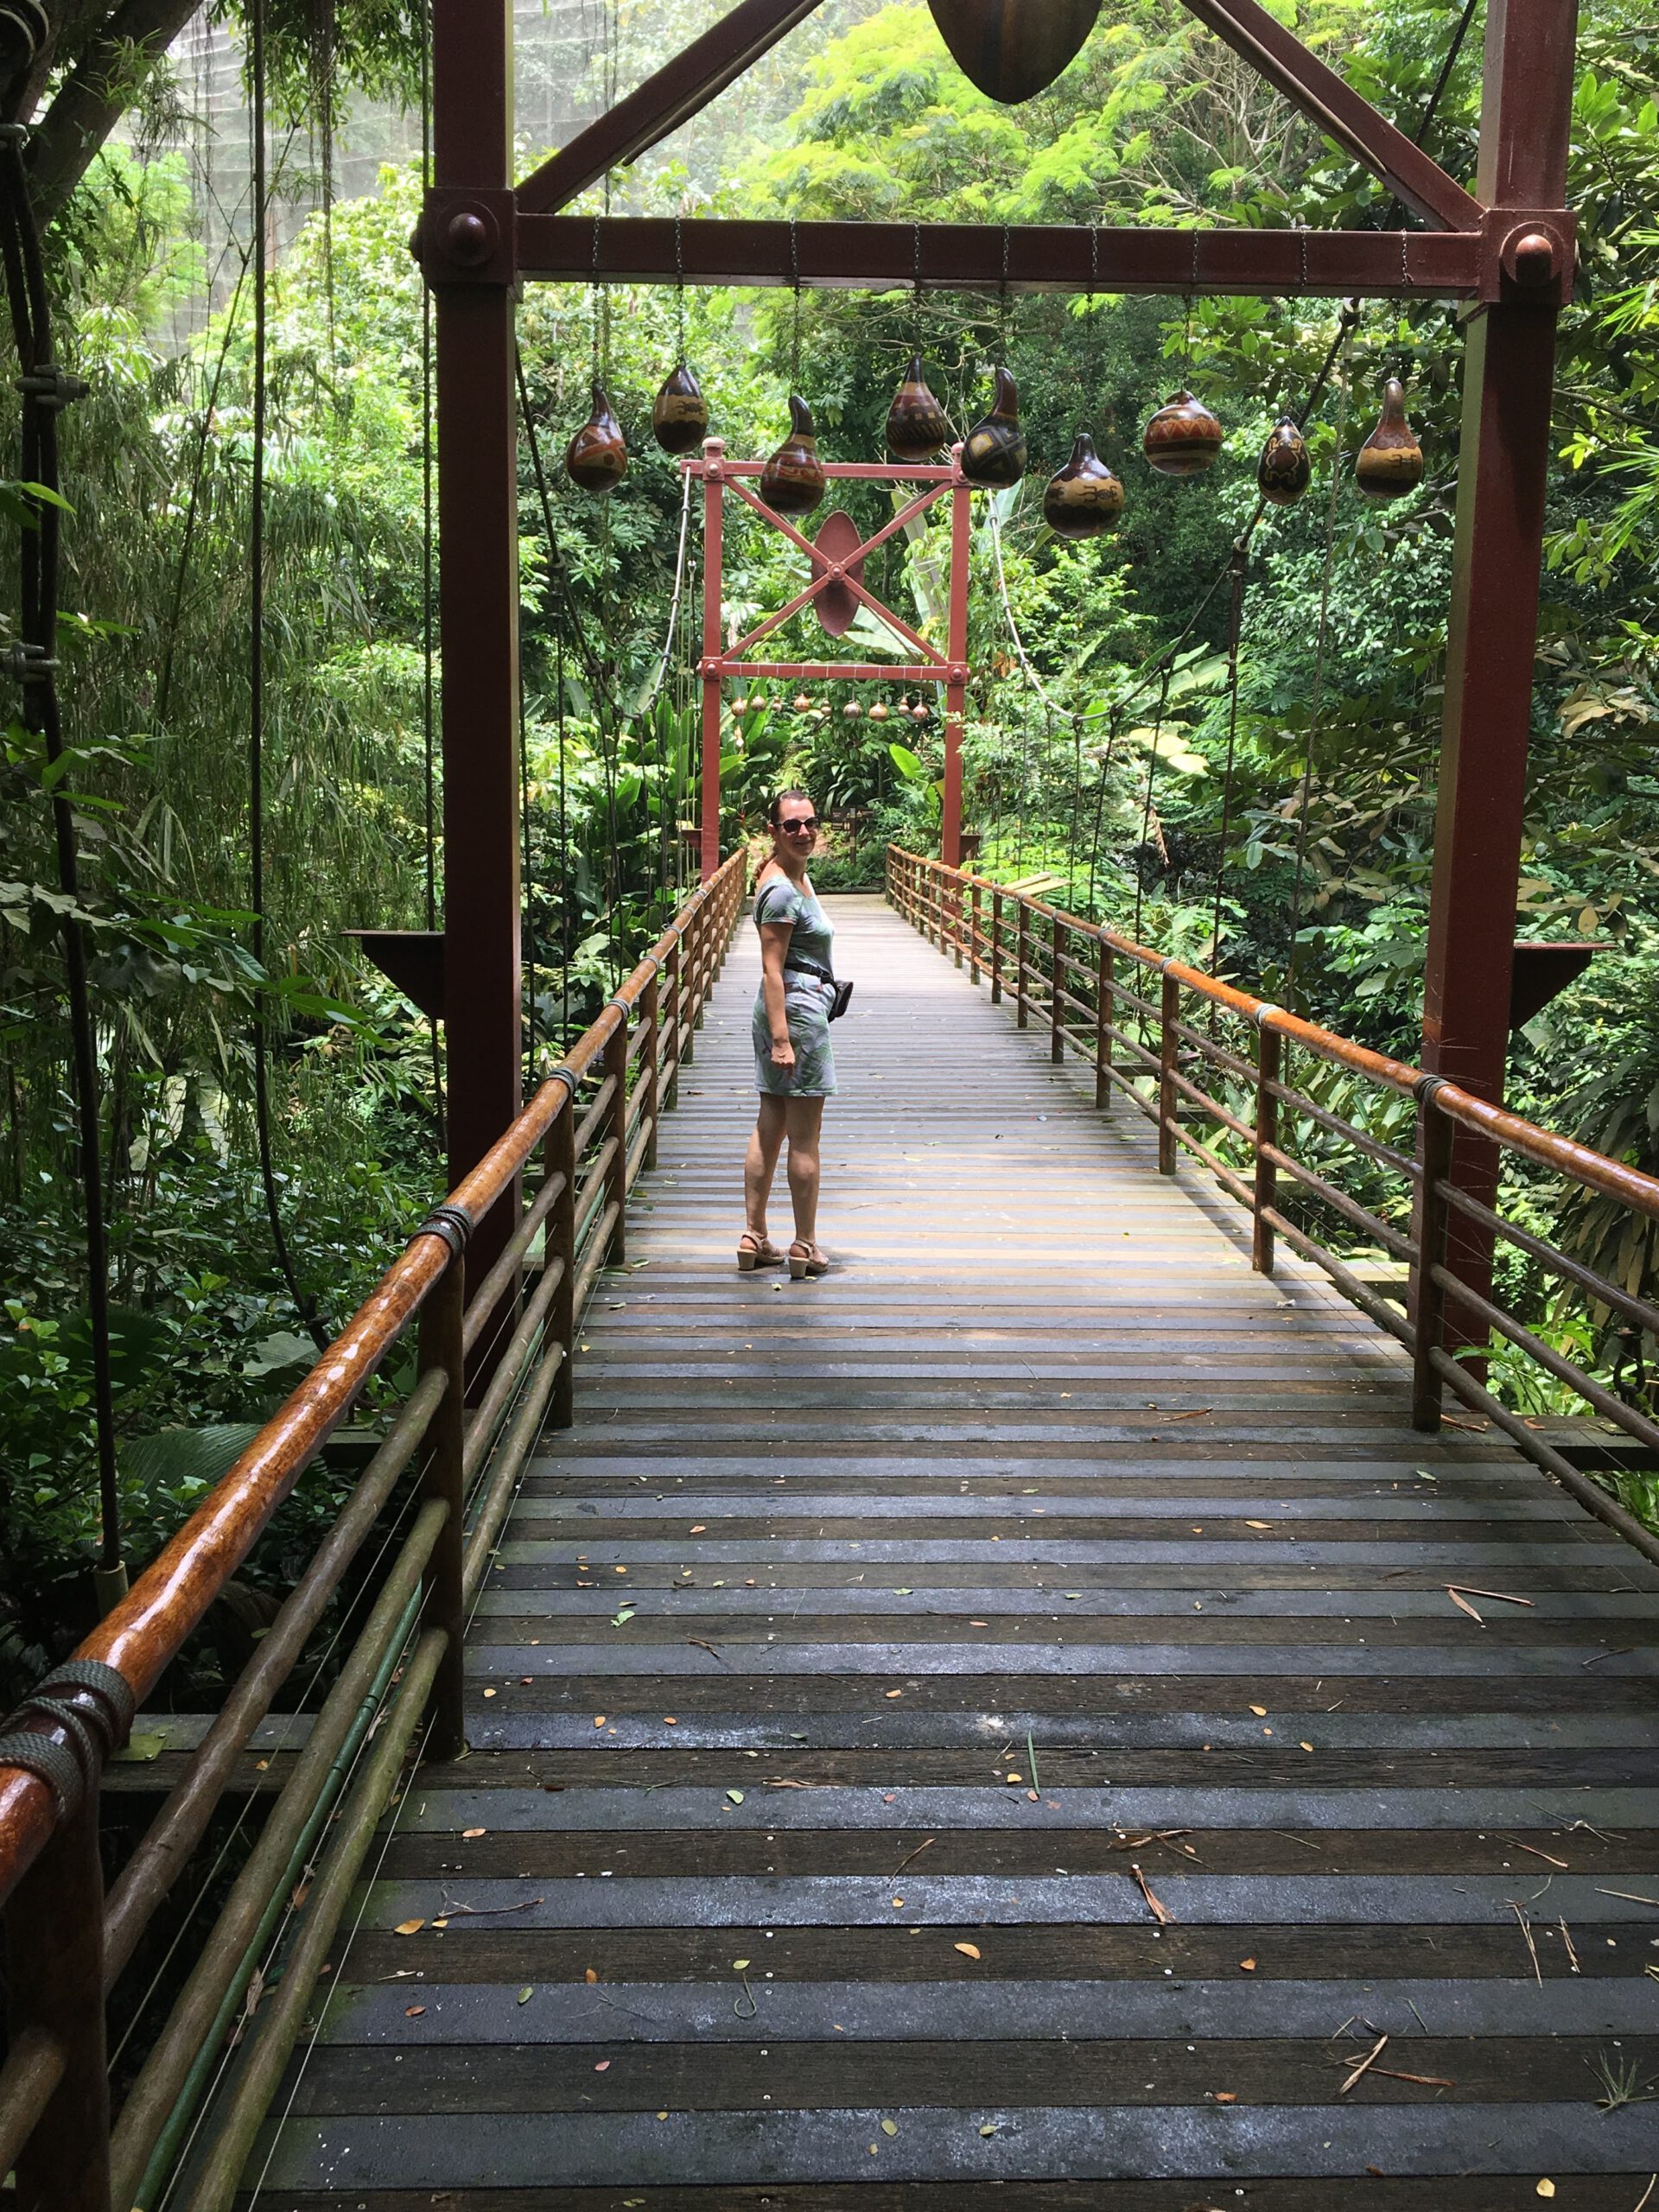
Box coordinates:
[432,0,521,1370]
[952,873,964,969]
[1253,1024,1280,1275]
[603,1007,630,1265]
[416,1254,467,1763]
[548,1096,576,1430]
[1050,915,1065,1065]
[662,939,682,1112]
[1419,0,1578,1347]
[1411,1086,1457,1430]
[1095,937,1113,1111]
[639,970,662,1171]
[1158,969,1179,1175]
[989,889,1002,1006]
[969,880,981,984]
[1015,901,1029,1028]
[7,1796,110,2210]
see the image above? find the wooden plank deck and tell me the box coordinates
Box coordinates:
[252,892,1659,2210]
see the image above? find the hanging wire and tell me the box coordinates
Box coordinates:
[0,126,123,1580]
[248,0,327,1354]
[789,213,802,387]
[1285,320,1353,1007]
[419,0,443,1141]
[1132,666,1171,947]
[1207,537,1249,1008]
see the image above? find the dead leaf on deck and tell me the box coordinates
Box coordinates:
[394,1919,425,1936]
[955,1942,982,1960]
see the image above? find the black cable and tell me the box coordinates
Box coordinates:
[419,0,444,1142]
[248,0,327,1355]
[0,128,121,1579]
[1208,541,1248,1008]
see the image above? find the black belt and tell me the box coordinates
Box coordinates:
[784,955,836,986]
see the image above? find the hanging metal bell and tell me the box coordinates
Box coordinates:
[652,362,709,455]
[793,694,812,712]
[1142,389,1223,478]
[565,380,628,494]
[962,366,1027,488]
[1043,430,1124,538]
[887,353,951,464]
[1256,415,1312,507]
[1355,376,1425,499]
[843,700,863,719]
[760,394,827,518]
[869,701,891,723]
[925,0,1102,103]
[911,700,931,723]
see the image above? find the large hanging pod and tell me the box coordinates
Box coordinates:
[926,0,1102,102]
[962,366,1027,487]
[1355,376,1425,499]
[1256,414,1312,506]
[566,381,628,494]
[1142,388,1224,477]
[886,353,951,464]
[760,394,828,518]
[1043,430,1124,538]
[652,362,709,455]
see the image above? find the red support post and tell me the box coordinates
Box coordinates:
[1419,0,1578,1348]
[699,439,725,881]
[942,465,971,868]
[431,0,521,1360]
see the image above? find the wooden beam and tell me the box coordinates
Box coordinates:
[1179,0,1483,232]
[515,0,824,216]
[517,214,1484,297]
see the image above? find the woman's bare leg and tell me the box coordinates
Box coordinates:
[784,1096,825,1245]
[745,1095,787,1237]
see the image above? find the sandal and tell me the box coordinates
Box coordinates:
[788,1240,830,1281]
[738,1228,784,1273]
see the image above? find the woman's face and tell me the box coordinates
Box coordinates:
[772,797,819,863]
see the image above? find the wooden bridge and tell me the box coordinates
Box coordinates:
[6,858,1659,2209]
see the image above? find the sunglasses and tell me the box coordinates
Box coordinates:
[779,817,819,835]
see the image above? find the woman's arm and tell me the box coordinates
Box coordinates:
[760,921,795,1069]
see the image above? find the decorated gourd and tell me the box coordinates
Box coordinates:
[1043,431,1125,538]
[869,701,891,722]
[760,394,827,518]
[925,0,1102,103]
[1355,377,1424,500]
[652,362,709,455]
[843,700,862,718]
[887,353,951,463]
[1142,388,1223,478]
[962,366,1027,488]
[1256,415,1311,507]
[565,382,627,493]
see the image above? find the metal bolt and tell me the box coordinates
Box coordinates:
[445,211,493,268]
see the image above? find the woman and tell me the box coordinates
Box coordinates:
[740,789,836,1281]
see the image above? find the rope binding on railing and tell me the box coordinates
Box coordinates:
[0,1661,137,1820]
[411,1200,474,1260]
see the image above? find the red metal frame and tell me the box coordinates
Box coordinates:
[690,443,973,877]
[426,0,1580,1378]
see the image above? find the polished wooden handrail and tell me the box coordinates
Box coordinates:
[888,843,1659,1574]
[0,849,747,2211]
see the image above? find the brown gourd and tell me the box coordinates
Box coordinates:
[887,354,951,463]
[1043,431,1125,538]
[1256,415,1312,506]
[760,394,827,518]
[1142,389,1223,478]
[925,0,1103,103]
[961,366,1027,488]
[652,363,709,455]
[1355,377,1424,500]
[565,381,627,494]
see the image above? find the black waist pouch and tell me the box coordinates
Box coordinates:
[785,955,854,1021]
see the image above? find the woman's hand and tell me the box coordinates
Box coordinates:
[769,1035,796,1072]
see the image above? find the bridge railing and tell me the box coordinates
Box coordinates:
[889,844,1659,1562]
[0,847,747,2212]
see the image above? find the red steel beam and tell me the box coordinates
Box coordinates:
[1420,0,1579,1359]
[516,0,824,215]
[516,214,1485,297]
[1179,0,1482,231]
